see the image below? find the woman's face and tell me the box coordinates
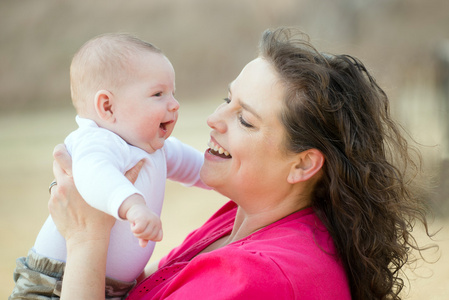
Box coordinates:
[201,57,297,206]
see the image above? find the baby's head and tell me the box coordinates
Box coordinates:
[70,33,161,115]
[70,33,179,153]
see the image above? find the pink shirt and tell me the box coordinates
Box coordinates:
[127,201,351,299]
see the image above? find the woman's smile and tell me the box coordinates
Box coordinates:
[207,139,231,158]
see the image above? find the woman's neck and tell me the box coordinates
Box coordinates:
[226,195,311,244]
[199,188,312,255]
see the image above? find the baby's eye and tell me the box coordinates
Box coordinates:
[153,92,163,97]
[223,97,231,104]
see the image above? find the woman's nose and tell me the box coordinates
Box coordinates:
[206,107,227,133]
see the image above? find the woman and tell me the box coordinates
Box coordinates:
[49,28,431,299]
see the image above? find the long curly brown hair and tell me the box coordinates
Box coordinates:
[259,27,433,299]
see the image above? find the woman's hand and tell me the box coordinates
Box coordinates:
[48,144,115,241]
[48,144,144,299]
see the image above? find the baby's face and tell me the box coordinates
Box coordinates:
[112,52,179,153]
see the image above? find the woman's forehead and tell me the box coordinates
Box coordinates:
[231,58,269,86]
[228,58,286,125]
[230,58,283,103]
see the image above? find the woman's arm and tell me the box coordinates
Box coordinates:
[63,231,111,300]
[48,144,143,299]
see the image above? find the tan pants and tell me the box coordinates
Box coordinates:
[9,250,136,300]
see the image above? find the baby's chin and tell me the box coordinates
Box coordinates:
[143,139,166,154]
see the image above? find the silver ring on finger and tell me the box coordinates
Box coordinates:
[49,181,57,194]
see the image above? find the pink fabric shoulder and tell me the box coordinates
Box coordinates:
[127,201,351,300]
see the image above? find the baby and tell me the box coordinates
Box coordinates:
[10,33,208,299]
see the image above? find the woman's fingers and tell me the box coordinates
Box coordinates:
[125,159,145,184]
[49,158,76,236]
[49,160,115,239]
[53,144,73,176]
[49,143,115,238]
[50,150,72,205]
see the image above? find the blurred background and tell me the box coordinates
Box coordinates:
[1,0,448,298]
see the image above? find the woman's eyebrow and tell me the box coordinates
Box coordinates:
[228,84,262,120]
[240,101,261,120]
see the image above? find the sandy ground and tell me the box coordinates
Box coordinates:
[1,101,448,299]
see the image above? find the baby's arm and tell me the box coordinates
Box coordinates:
[164,137,211,189]
[67,126,162,246]
[118,194,163,247]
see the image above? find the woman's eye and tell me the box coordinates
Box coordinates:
[239,115,253,128]
[222,97,253,128]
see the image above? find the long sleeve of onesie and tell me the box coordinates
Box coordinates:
[164,137,210,190]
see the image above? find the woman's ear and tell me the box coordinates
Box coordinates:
[287,149,324,184]
[94,90,115,122]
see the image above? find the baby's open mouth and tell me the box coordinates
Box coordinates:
[160,121,172,132]
[208,141,232,158]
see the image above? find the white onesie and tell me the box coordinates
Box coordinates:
[33,116,208,282]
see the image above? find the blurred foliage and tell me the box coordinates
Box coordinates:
[1,0,448,112]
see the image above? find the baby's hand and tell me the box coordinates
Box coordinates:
[119,194,163,247]
[126,204,163,247]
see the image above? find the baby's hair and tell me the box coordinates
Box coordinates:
[70,33,162,114]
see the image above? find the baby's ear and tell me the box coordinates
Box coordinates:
[94,90,115,122]
[287,148,324,184]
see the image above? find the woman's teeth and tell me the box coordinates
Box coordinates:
[208,141,231,157]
